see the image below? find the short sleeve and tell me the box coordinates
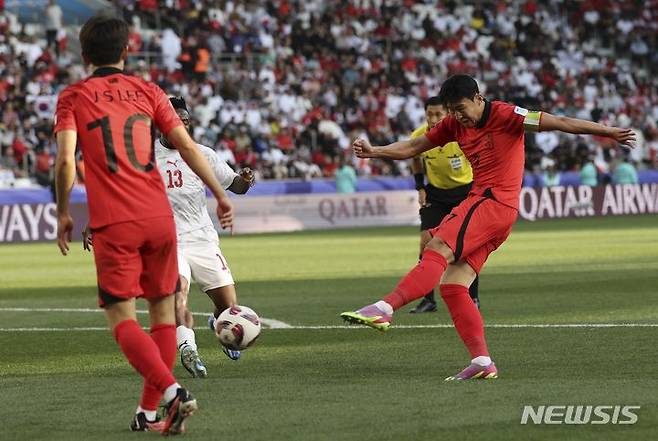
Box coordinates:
[425,117,457,147]
[151,84,183,135]
[409,123,427,140]
[53,87,77,133]
[504,104,542,133]
[202,146,237,189]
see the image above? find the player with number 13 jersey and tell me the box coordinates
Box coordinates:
[155,96,254,376]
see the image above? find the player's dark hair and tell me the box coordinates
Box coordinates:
[424,96,443,110]
[169,96,189,112]
[438,75,480,105]
[79,15,129,66]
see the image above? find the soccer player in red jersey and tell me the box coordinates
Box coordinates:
[53,16,233,434]
[341,74,635,380]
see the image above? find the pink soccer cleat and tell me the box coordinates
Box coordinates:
[445,362,498,381]
[340,303,392,332]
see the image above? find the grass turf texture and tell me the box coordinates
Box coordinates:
[1,215,657,440]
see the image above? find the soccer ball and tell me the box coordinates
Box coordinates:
[214,305,261,350]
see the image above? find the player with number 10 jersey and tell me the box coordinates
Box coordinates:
[56,71,178,231]
[53,15,233,434]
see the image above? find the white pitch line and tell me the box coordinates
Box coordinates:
[1,308,657,330]
[0,307,293,329]
[1,324,658,332]
[293,323,658,329]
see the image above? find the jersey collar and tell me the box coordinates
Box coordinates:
[475,99,492,129]
[91,67,124,77]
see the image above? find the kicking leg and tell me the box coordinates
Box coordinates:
[340,236,454,331]
[206,284,237,318]
[206,284,241,360]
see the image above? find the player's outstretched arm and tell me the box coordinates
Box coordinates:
[228,168,255,194]
[167,126,234,231]
[55,129,77,255]
[538,113,636,147]
[353,136,433,160]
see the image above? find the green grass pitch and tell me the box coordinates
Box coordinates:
[1,215,657,440]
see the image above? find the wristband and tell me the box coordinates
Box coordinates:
[414,173,424,190]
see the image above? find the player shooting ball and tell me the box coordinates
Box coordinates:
[343,74,634,381]
[156,96,255,376]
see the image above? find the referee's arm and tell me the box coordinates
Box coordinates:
[410,155,427,207]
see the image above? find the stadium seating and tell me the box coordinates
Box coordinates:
[0,1,656,188]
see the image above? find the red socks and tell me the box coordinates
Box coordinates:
[440,284,489,358]
[383,249,448,310]
[139,323,177,410]
[112,320,177,408]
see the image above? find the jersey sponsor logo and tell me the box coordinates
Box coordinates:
[166,160,179,167]
[514,106,529,116]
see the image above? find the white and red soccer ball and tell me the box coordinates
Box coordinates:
[214,305,261,350]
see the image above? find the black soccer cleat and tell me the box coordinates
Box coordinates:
[161,388,198,436]
[409,298,438,313]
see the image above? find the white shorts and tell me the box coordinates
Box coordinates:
[177,238,234,293]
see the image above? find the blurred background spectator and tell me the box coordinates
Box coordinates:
[335,155,357,193]
[0,0,656,189]
[612,155,639,185]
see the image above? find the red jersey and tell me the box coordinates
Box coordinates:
[54,67,182,228]
[426,101,541,209]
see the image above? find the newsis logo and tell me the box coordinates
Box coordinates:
[521,405,640,425]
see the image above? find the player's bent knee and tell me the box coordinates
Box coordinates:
[440,262,477,287]
[419,230,433,250]
[424,237,455,262]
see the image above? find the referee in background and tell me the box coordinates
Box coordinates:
[409,96,480,313]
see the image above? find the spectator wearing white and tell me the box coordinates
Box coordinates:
[292,156,322,181]
[541,158,561,188]
[216,142,236,170]
[261,144,288,180]
[160,28,181,72]
[261,144,287,166]
[535,131,560,155]
[630,36,649,65]
[45,0,62,56]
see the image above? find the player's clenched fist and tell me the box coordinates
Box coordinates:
[239,167,256,187]
[353,138,375,158]
[216,195,234,232]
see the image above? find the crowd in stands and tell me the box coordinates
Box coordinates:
[0,0,657,189]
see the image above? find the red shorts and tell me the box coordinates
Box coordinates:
[92,216,179,307]
[430,194,517,273]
